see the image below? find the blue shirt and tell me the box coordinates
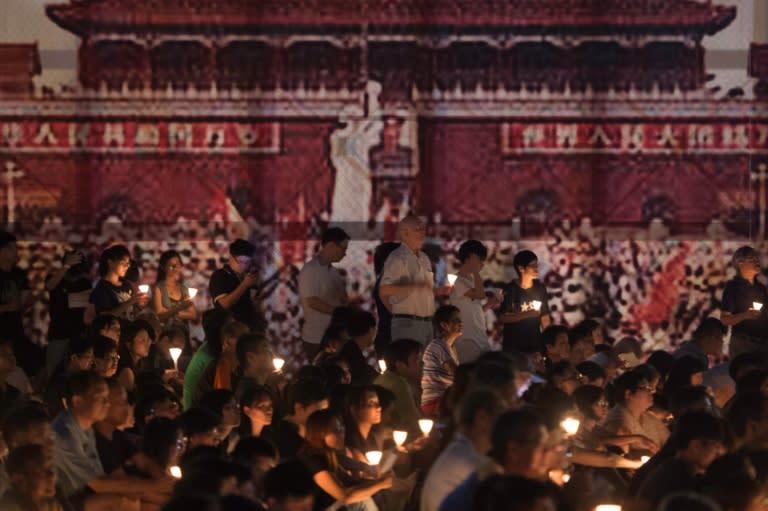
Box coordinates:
[52,410,104,497]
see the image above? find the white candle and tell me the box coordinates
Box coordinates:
[273,357,285,371]
[138,284,149,294]
[532,300,542,311]
[188,287,198,299]
[378,360,387,373]
[447,274,458,286]
[561,417,580,436]
[753,302,763,311]
[169,466,182,479]
[594,506,622,511]
[393,430,408,447]
[640,456,650,464]
[169,348,182,369]
[365,450,383,465]
[418,419,434,435]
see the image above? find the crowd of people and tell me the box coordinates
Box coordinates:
[0,216,767,511]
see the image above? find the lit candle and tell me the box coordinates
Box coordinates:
[594,506,621,511]
[753,302,763,311]
[365,450,383,465]
[447,274,458,286]
[273,357,285,372]
[560,417,580,436]
[378,360,387,373]
[418,419,434,436]
[532,300,542,311]
[393,430,408,447]
[169,348,182,370]
[138,284,149,294]
[188,287,198,299]
[640,456,650,464]
[169,466,182,479]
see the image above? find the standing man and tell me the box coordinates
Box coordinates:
[379,215,435,345]
[721,246,768,358]
[500,250,551,353]
[297,227,350,363]
[209,238,264,331]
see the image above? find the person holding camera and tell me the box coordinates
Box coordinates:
[209,239,264,330]
[298,227,350,362]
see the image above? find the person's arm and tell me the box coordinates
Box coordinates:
[214,272,258,311]
[303,296,337,314]
[462,272,486,300]
[313,470,393,505]
[117,367,135,393]
[569,448,643,469]
[721,310,761,326]
[88,472,174,497]
[540,314,552,329]
[499,310,540,323]
[378,255,430,298]
[47,252,85,292]
[152,286,197,322]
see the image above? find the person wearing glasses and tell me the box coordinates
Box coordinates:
[601,370,669,453]
[199,389,242,455]
[421,305,462,418]
[84,244,147,325]
[721,246,768,358]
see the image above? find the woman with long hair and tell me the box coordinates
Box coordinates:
[152,250,199,328]
[117,319,155,393]
[343,385,383,464]
[239,385,274,438]
[84,245,146,324]
[298,409,392,511]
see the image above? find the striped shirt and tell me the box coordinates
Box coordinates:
[421,338,459,405]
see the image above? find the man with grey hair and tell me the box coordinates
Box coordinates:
[721,246,768,357]
[379,215,435,344]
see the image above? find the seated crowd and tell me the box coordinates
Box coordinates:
[0,223,767,511]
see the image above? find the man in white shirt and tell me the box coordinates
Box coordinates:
[449,240,501,363]
[298,227,350,362]
[420,388,503,511]
[380,215,435,344]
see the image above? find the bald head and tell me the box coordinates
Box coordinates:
[397,215,426,251]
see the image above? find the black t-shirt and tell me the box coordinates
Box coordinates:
[95,429,138,475]
[373,277,393,356]
[0,267,28,340]
[48,276,92,340]
[722,276,768,339]
[298,451,336,511]
[209,265,258,327]
[636,458,698,509]
[263,419,304,461]
[89,279,133,316]
[502,280,549,351]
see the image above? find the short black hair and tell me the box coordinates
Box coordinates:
[474,474,556,511]
[285,380,328,414]
[490,408,546,462]
[232,436,278,467]
[88,313,119,337]
[541,325,568,347]
[694,317,727,340]
[612,370,649,405]
[457,240,488,264]
[64,371,106,406]
[236,332,269,368]
[5,444,48,476]
[199,389,235,418]
[383,339,422,371]
[674,411,727,451]
[122,318,156,345]
[179,408,220,437]
[568,323,594,347]
[92,335,117,358]
[143,417,181,467]
[239,384,273,409]
[726,391,768,437]
[433,305,460,337]
[1,402,49,447]
[471,360,516,391]
[668,385,714,418]
[0,231,17,249]
[229,239,256,258]
[320,324,348,350]
[572,385,604,421]
[98,244,130,277]
[263,461,315,502]
[576,361,606,383]
[347,310,376,338]
[321,227,350,246]
[68,336,94,358]
[458,388,502,428]
[512,250,537,274]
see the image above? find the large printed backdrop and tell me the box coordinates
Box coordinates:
[1,0,767,363]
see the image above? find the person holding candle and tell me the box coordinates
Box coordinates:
[208,238,265,331]
[449,240,501,364]
[721,246,768,358]
[375,339,423,434]
[339,310,379,385]
[233,332,278,400]
[116,320,155,394]
[674,318,726,368]
[343,385,385,464]
[191,321,249,407]
[85,245,147,325]
[500,250,551,353]
[297,409,392,511]
[152,250,199,330]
